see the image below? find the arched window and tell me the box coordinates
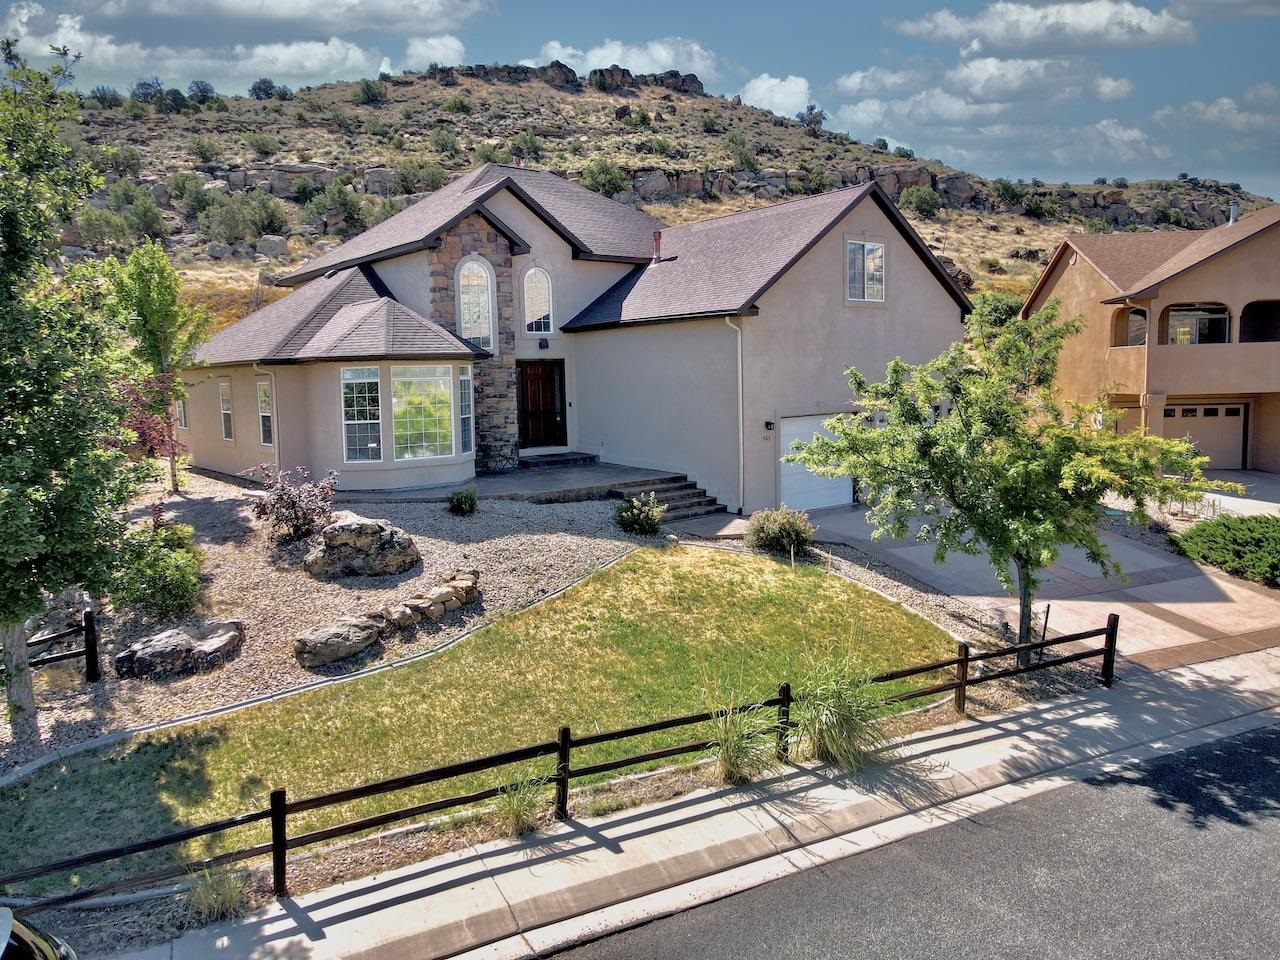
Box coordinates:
[457,258,495,350]
[523,267,553,334]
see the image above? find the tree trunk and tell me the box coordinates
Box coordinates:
[2,620,39,745]
[1014,560,1035,667]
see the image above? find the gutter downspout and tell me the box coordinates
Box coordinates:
[252,363,281,477]
[724,317,744,514]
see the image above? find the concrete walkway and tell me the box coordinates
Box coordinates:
[672,505,1280,672]
[116,648,1280,960]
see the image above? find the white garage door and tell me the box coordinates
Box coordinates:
[1165,404,1246,469]
[778,415,853,511]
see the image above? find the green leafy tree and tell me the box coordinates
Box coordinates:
[111,241,213,493]
[791,293,1230,663]
[1,43,136,741]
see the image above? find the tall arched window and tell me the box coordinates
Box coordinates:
[457,258,495,350]
[524,267,552,334]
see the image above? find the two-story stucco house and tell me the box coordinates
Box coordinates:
[184,164,971,513]
[1023,204,1280,471]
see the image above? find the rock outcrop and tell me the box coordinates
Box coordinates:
[303,512,422,579]
[115,620,245,678]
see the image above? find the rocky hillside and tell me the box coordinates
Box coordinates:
[62,61,1272,322]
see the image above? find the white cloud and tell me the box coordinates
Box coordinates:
[738,73,812,117]
[1157,95,1273,133]
[834,65,925,97]
[893,2,1196,50]
[520,37,719,80]
[1093,75,1134,100]
[138,0,487,34]
[7,4,394,90]
[1056,117,1170,164]
[1244,81,1280,105]
[403,35,465,68]
[895,87,1009,124]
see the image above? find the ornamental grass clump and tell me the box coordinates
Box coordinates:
[793,655,891,771]
[248,464,338,543]
[707,701,777,785]
[614,491,666,534]
[745,505,816,555]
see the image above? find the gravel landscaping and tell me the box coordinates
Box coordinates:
[2,471,652,775]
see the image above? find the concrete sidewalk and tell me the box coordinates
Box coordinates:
[118,648,1280,960]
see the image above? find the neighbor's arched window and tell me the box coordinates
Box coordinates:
[457,257,495,350]
[524,267,553,334]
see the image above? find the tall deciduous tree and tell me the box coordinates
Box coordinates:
[112,241,212,492]
[792,293,1228,663]
[1,43,134,742]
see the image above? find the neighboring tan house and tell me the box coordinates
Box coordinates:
[1024,203,1280,471]
[186,163,970,513]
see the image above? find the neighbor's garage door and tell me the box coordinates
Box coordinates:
[778,416,853,510]
[1166,404,1246,469]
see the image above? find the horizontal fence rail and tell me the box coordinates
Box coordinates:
[0,609,101,683]
[3,613,1119,913]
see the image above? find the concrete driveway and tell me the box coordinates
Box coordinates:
[806,504,1280,670]
[1206,469,1280,516]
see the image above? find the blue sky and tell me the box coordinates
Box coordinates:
[6,1,1278,196]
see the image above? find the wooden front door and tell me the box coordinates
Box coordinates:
[517,360,567,448]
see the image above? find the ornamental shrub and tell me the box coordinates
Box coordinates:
[1173,515,1280,588]
[447,488,477,516]
[614,491,666,534]
[249,465,338,543]
[113,522,204,619]
[745,505,815,554]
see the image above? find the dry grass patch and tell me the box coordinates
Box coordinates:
[0,546,953,896]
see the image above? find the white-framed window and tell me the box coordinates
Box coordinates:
[523,266,553,334]
[458,365,473,455]
[341,367,382,462]
[847,240,885,302]
[174,398,188,431]
[392,365,454,460]
[458,257,496,350]
[257,380,273,446]
[218,380,233,441]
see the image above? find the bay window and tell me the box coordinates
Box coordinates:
[392,365,454,460]
[341,367,382,462]
[847,240,885,302]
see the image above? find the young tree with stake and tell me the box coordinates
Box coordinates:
[791,293,1231,664]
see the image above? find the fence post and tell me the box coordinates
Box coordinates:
[83,609,101,683]
[1101,613,1120,688]
[270,788,288,896]
[554,726,571,820]
[776,682,792,762]
[953,642,970,714]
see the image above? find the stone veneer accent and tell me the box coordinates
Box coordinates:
[426,213,519,473]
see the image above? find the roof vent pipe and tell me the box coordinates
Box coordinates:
[1229,200,1239,225]
[652,230,662,264]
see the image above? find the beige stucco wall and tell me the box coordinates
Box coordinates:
[739,199,964,511]
[573,320,742,509]
[186,361,476,490]
[1025,245,1144,408]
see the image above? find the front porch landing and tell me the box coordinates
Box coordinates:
[335,461,685,505]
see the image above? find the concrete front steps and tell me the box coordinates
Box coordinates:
[608,477,728,523]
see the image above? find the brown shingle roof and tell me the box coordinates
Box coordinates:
[277,164,666,285]
[195,266,484,366]
[1102,204,1280,301]
[563,182,971,330]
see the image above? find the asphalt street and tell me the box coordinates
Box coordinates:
[553,725,1280,960]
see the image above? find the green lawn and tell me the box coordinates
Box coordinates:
[1,546,954,894]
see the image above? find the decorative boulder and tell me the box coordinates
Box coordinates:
[295,616,381,667]
[303,512,421,579]
[115,620,244,679]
